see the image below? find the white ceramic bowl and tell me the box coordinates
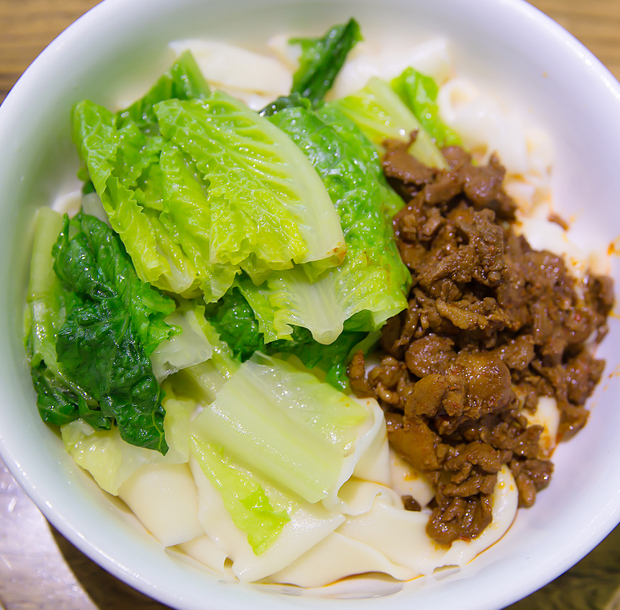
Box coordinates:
[1,0,619,608]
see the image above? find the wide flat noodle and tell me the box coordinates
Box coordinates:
[269,532,413,587]
[189,456,345,582]
[337,466,518,576]
[118,463,204,547]
[175,535,229,576]
[266,467,517,587]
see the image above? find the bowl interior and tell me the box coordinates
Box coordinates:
[0,0,619,609]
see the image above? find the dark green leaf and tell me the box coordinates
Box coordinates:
[208,287,266,361]
[208,287,372,390]
[51,212,175,453]
[57,298,167,451]
[259,93,310,118]
[53,213,176,356]
[289,19,362,105]
[31,363,94,427]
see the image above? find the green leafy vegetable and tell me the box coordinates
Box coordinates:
[191,437,291,555]
[73,54,346,303]
[150,300,215,381]
[60,390,194,495]
[332,76,447,168]
[190,353,370,505]
[30,363,99,428]
[25,209,106,430]
[289,18,362,105]
[72,99,197,295]
[207,288,266,361]
[118,50,211,133]
[238,101,409,345]
[154,93,344,272]
[27,210,176,454]
[208,287,375,389]
[391,67,461,148]
[52,212,175,356]
[155,142,234,301]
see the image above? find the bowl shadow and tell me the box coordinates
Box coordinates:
[49,525,173,610]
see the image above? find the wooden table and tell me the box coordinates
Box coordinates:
[1,1,620,609]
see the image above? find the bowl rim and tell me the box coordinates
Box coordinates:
[1,0,620,608]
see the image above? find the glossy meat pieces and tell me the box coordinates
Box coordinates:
[349,140,614,546]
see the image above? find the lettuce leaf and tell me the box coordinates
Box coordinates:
[190,353,370,505]
[156,141,240,301]
[208,287,374,389]
[50,212,176,453]
[207,287,266,361]
[289,18,362,105]
[73,54,346,303]
[237,101,409,345]
[53,212,175,355]
[150,300,214,382]
[391,67,461,148]
[191,438,291,555]
[60,390,194,495]
[25,209,105,430]
[332,76,447,168]
[72,99,198,295]
[154,93,345,271]
[72,54,232,300]
[25,209,176,453]
[118,50,211,133]
[30,363,100,428]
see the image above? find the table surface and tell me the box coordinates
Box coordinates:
[1,1,620,609]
